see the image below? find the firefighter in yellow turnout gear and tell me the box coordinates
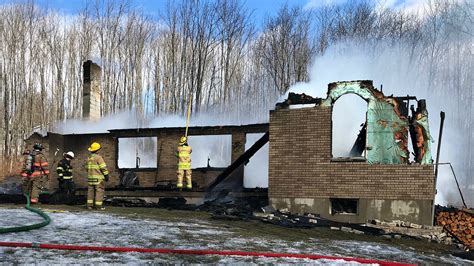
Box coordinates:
[85,142,109,210]
[176,136,192,190]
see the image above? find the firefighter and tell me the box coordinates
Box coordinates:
[56,151,76,201]
[20,149,32,196]
[176,136,192,190]
[25,143,49,204]
[85,142,109,210]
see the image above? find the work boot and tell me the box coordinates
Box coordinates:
[87,206,93,210]
[95,206,105,211]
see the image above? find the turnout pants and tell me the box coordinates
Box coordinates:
[22,176,42,203]
[59,179,76,204]
[59,179,76,196]
[177,169,192,189]
[87,181,105,208]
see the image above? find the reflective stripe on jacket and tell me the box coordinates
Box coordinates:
[31,151,49,177]
[85,153,109,185]
[57,158,73,179]
[177,145,192,170]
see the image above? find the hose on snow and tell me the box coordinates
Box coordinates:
[0,241,414,265]
[0,194,50,234]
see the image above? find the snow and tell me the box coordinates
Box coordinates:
[0,207,469,264]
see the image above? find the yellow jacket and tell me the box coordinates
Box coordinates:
[85,153,109,185]
[177,145,192,170]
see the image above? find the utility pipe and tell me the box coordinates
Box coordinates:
[432,111,445,225]
[434,111,446,183]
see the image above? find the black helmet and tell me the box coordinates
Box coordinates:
[33,143,43,151]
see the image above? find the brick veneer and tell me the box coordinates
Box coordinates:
[269,106,435,224]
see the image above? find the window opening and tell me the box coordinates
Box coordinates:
[187,135,231,168]
[118,137,157,168]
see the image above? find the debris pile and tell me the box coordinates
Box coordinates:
[436,206,474,250]
[0,176,22,194]
[196,193,268,220]
[251,208,385,234]
[369,219,454,245]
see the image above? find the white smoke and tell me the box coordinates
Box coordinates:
[284,40,470,206]
[52,110,267,185]
[53,110,266,135]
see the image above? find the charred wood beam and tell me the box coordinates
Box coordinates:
[349,123,366,157]
[108,124,269,137]
[206,132,269,192]
[276,93,322,108]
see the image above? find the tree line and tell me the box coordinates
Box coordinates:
[0,0,472,186]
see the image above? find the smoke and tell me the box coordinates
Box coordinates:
[53,111,147,134]
[53,109,268,135]
[284,40,471,206]
[52,110,266,179]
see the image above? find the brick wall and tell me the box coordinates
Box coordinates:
[63,134,118,188]
[269,106,435,223]
[39,131,247,189]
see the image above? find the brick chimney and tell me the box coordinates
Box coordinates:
[82,60,101,120]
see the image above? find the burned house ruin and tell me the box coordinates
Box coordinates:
[269,80,434,225]
[24,61,436,225]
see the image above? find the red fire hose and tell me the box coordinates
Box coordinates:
[0,241,414,265]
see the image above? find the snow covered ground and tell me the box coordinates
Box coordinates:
[0,206,469,264]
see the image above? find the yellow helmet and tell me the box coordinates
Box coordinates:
[179,136,187,145]
[88,142,101,152]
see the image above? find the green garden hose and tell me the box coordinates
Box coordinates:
[0,194,51,234]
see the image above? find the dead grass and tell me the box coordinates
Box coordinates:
[0,158,19,181]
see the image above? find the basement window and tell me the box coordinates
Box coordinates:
[118,137,157,169]
[330,198,358,215]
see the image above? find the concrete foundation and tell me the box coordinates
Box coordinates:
[270,197,434,225]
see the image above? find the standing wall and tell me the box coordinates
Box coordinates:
[269,106,435,225]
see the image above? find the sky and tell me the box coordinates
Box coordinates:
[0,0,416,25]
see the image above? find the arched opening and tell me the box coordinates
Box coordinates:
[332,94,368,158]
